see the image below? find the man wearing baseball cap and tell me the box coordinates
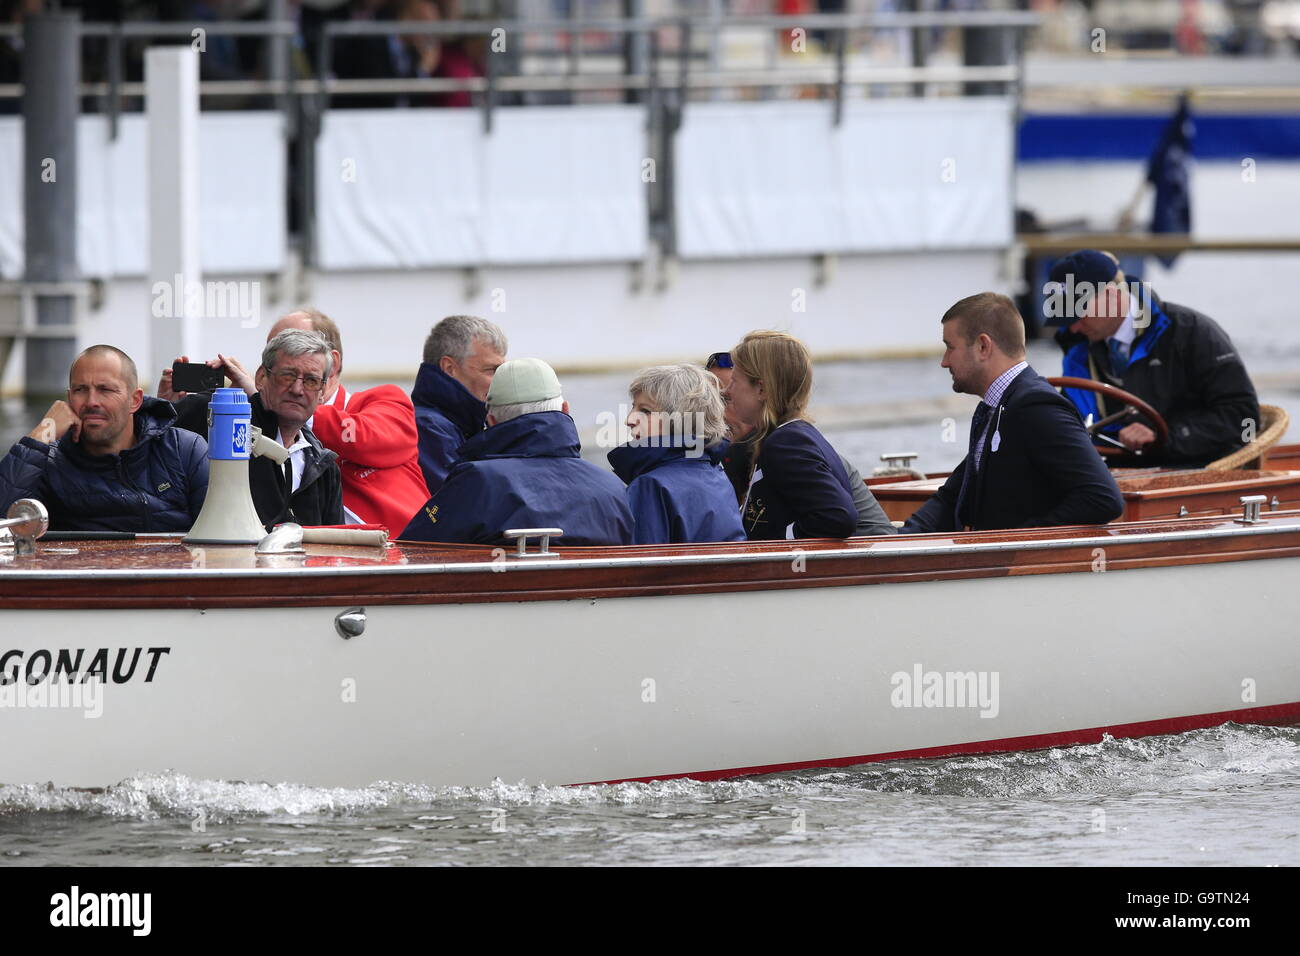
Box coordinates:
[399,358,633,545]
[1043,249,1259,466]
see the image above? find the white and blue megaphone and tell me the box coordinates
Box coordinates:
[184,387,290,545]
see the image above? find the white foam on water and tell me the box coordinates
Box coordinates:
[1,723,1295,820]
[824,723,1300,798]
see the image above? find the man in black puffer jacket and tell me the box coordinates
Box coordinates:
[1047,249,1260,467]
[0,345,208,532]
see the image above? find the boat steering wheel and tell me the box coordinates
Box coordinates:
[1046,376,1169,458]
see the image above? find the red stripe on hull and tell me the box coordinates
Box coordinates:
[579,701,1300,787]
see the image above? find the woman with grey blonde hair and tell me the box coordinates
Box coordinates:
[607,364,745,545]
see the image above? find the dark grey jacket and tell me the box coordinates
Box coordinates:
[1057,294,1260,466]
[173,391,343,529]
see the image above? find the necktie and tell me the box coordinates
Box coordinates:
[1107,338,1130,375]
[954,402,992,529]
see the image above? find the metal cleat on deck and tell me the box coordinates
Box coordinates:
[1236,495,1269,525]
[874,452,926,481]
[503,528,564,558]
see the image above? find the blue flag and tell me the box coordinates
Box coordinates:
[1147,94,1193,267]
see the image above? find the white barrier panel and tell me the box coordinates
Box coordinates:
[675,98,1014,258]
[315,105,648,268]
[0,113,285,278]
[0,118,20,278]
[315,110,484,267]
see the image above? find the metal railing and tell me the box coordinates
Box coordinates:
[0,21,301,140]
[315,11,1038,121]
[1020,233,1300,255]
[0,12,1039,115]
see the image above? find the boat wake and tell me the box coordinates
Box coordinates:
[2,723,1296,821]
[825,722,1300,798]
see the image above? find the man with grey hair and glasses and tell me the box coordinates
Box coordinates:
[411,314,507,494]
[172,329,344,529]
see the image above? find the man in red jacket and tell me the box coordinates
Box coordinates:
[263,309,429,533]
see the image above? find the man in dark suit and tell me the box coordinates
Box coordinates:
[904,293,1125,534]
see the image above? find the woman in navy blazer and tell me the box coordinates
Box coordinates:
[723,331,857,540]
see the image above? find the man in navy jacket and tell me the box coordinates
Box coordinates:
[411,315,507,495]
[0,345,208,531]
[904,293,1124,534]
[401,358,633,546]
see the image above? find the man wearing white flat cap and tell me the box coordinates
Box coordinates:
[399,358,633,546]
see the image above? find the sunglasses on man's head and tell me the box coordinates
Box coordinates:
[706,352,733,370]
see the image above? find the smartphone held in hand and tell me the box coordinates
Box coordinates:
[171,362,224,394]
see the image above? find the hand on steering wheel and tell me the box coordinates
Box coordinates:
[1047,376,1169,458]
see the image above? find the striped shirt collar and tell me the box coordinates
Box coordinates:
[982,361,1028,408]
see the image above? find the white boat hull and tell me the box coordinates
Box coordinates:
[3,557,1297,788]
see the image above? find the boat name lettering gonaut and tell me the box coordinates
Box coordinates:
[0,647,171,685]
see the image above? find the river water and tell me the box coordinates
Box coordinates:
[1,724,1296,866]
[1,348,1298,866]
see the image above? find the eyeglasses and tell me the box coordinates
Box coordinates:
[706,352,733,370]
[266,366,326,391]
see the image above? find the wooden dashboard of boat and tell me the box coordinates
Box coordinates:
[870,468,1300,523]
[869,443,1300,524]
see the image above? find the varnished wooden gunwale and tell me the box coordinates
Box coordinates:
[1264,442,1300,471]
[872,469,1300,523]
[2,512,1299,609]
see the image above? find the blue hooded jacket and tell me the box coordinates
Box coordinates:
[400,411,633,546]
[410,361,487,495]
[607,441,746,545]
[0,396,209,532]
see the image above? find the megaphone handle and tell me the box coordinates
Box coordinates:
[249,426,291,465]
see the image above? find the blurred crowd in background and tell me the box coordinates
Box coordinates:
[0,0,488,109]
[4,0,1300,111]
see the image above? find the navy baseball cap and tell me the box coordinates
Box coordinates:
[1048,249,1119,287]
[1042,249,1121,326]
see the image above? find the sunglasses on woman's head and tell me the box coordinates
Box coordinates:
[706,352,733,370]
